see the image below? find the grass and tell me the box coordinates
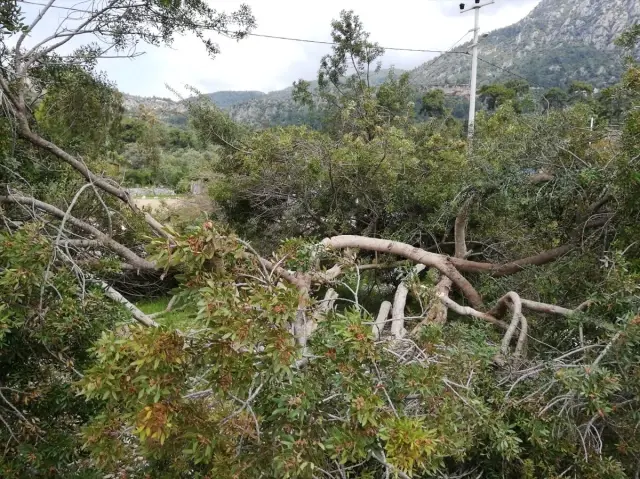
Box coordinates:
[141,194,182,199]
[136,296,197,330]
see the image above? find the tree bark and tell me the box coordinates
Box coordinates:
[520,299,574,317]
[450,245,574,276]
[322,235,483,309]
[391,264,425,338]
[373,301,392,340]
[438,295,509,330]
[0,195,156,270]
[98,281,159,327]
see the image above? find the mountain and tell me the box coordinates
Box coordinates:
[205,91,265,109]
[411,0,639,88]
[121,69,405,128]
[226,68,405,128]
[121,91,266,126]
[226,0,640,126]
[122,94,185,114]
[124,0,640,128]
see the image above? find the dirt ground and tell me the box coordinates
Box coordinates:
[133,197,183,211]
[132,195,217,225]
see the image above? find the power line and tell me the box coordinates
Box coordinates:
[476,55,541,88]
[16,0,543,91]
[246,32,468,54]
[16,0,470,55]
[18,0,97,14]
[415,30,472,91]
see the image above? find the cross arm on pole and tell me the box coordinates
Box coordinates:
[460,1,495,14]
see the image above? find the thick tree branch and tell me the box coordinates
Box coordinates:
[520,299,574,317]
[373,301,392,340]
[0,195,156,270]
[454,196,473,259]
[391,265,425,338]
[450,196,613,277]
[438,296,509,330]
[499,293,524,356]
[421,196,473,328]
[98,280,158,327]
[451,244,574,276]
[322,235,483,309]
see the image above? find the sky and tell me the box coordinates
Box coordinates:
[17,0,542,98]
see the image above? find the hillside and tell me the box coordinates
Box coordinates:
[205,90,265,109]
[121,69,405,128]
[227,68,404,128]
[123,0,640,128]
[122,90,265,126]
[411,0,639,88]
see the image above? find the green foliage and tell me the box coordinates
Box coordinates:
[0,225,128,477]
[0,0,25,34]
[204,119,468,249]
[569,80,595,96]
[614,23,640,50]
[420,89,446,118]
[3,9,640,479]
[479,80,532,113]
[35,66,124,159]
[118,106,215,189]
[541,86,569,110]
[292,11,413,140]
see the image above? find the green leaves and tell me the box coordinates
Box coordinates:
[380,418,440,475]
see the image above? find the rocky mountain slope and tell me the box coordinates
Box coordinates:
[411,0,639,88]
[124,0,640,128]
[226,68,403,128]
[205,90,265,109]
[122,90,265,125]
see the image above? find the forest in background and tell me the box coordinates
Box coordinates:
[2,1,640,477]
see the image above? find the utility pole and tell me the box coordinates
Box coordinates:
[460,0,494,140]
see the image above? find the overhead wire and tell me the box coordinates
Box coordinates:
[476,55,542,88]
[413,29,473,91]
[16,0,470,55]
[13,0,618,113]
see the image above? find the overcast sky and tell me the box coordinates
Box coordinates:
[19,0,541,97]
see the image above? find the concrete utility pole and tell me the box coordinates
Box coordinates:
[460,0,494,140]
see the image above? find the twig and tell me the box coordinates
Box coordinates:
[371,450,412,479]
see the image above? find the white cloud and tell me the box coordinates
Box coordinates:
[17,0,542,97]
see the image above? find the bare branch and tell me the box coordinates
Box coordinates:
[373,301,392,340]
[20,0,122,71]
[0,195,156,270]
[98,280,158,327]
[15,0,57,60]
[322,235,483,309]
[438,295,509,330]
